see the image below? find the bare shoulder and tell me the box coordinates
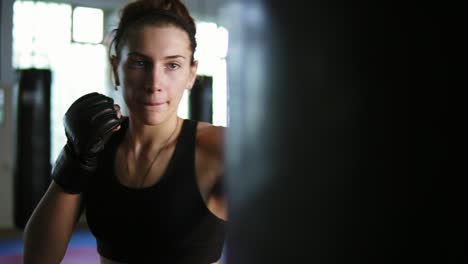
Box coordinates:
[196,121,226,159]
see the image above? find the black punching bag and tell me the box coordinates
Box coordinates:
[223,0,449,263]
[13,69,52,229]
[189,75,213,123]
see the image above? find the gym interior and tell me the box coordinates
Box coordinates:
[0,0,452,263]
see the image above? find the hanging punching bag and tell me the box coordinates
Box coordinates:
[13,68,52,229]
[189,75,213,123]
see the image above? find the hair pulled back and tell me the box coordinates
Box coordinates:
[110,0,197,63]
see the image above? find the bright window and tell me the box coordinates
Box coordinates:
[13,1,108,163]
[183,21,229,127]
[72,7,104,44]
[12,1,72,69]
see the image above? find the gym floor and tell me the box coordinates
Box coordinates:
[0,226,99,263]
[0,226,227,263]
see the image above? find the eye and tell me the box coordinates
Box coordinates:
[127,58,147,69]
[166,63,180,71]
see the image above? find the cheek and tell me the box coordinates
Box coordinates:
[121,72,142,105]
[122,68,145,88]
[166,69,191,91]
[173,75,192,95]
[122,86,136,110]
[176,66,194,85]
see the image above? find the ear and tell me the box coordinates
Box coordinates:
[110,55,121,86]
[187,60,199,90]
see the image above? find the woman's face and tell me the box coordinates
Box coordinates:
[112,25,197,125]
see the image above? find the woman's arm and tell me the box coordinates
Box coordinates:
[23,181,82,264]
[22,93,121,263]
[196,124,227,220]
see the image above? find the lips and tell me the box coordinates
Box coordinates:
[143,101,166,106]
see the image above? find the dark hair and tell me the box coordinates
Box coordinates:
[110,0,197,63]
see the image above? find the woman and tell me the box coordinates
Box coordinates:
[23,0,227,263]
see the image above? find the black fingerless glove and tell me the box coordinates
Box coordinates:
[52,92,121,194]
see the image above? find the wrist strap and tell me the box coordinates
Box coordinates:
[51,144,94,194]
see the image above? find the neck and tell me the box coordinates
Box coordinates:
[125,115,180,155]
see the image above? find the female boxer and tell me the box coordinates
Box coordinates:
[23,1,226,263]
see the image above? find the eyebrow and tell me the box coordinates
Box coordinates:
[165,55,186,60]
[127,52,186,60]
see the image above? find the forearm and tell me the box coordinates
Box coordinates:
[23,92,119,263]
[23,181,82,264]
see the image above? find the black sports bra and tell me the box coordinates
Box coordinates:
[85,119,226,263]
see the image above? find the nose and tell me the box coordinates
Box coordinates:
[146,65,164,93]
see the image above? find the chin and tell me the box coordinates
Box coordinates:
[128,105,178,126]
[126,110,160,125]
[142,114,167,126]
